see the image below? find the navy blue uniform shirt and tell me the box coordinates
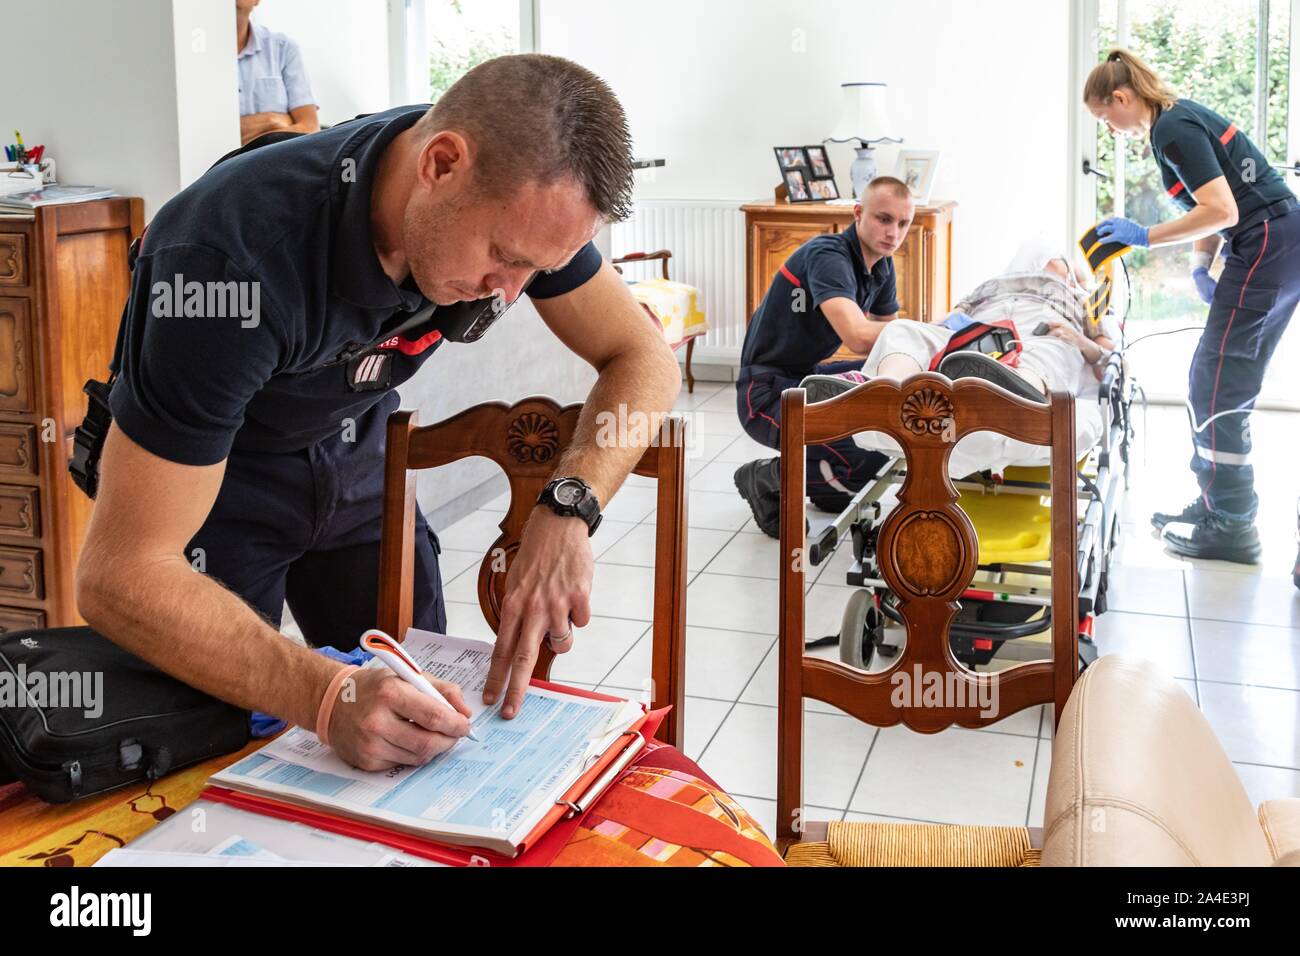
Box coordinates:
[740,224,899,378]
[1150,98,1296,239]
[110,105,601,466]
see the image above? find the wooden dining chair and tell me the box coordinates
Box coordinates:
[775,373,1080,865]
[375,397,690,748]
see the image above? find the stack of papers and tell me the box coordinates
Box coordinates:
[0,184,117,208]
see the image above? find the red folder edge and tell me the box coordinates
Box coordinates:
[201,683,669,868]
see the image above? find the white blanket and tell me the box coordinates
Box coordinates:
[853,393,1103,477]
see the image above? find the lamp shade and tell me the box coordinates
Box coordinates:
[826,82,901,146]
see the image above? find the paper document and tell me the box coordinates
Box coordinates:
[211,630,642,855]
[106,799,442,866]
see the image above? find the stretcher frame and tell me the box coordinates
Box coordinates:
[806,328,1138,673]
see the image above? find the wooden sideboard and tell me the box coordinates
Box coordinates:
[741,197,956,362]
[0,198,143,631]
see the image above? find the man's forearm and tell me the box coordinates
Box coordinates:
[550,346,680,506]
[239,112,291,145]
[80,555,339,729]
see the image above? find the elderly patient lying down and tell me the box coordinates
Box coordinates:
[801,241,1121,406]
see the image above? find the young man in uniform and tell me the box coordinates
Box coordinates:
[733,176,915,536]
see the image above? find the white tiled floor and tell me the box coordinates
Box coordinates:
[437,382,1300,835]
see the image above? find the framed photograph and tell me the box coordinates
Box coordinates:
[784,168,810,202]
[894,149,941,204]
[774,147,809,170]
[807,177,839,200]
[806,145,832,179]
[775,144,838,203]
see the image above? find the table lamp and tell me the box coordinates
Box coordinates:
[826,82,903,200]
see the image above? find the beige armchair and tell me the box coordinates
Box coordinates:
[1043,654,1300,866]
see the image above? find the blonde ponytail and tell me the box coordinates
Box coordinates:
[1083,47,1177,110]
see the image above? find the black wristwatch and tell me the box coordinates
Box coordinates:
[537,476,603,536]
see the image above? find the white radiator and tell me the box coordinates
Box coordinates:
[610,199,748,358]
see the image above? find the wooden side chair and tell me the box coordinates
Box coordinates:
[611,248,708,394]
[776,374,1079,866]
[375,397,690,747]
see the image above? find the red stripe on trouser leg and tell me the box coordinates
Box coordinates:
[1202,219,1269,511]
[745,381,781,431]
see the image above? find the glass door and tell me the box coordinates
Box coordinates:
[1088,0,1298,406]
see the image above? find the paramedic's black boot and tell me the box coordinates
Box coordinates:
[733,458,810,539]
[1161,512,1262,565]
[1150,497,1210,532]
[800,371,867,404]
[937,352,1047,403]
[734,458,782,537]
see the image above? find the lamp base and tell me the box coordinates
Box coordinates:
[850,146,879,201]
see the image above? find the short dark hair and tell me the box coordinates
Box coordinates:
[865,175,914,201]
[418,54,634,222]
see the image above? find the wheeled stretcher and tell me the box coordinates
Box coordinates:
[805,267,1139,673]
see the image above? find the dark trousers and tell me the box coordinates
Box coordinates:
[186,399,446,651]
[736,360,888,509]
[1190,207,1300,521]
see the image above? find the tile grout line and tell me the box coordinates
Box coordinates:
[842,726,882,819]
[1181,568,1201,708]
[1024,734,1045,829]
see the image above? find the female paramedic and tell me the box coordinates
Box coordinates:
[1084,47,1300,570]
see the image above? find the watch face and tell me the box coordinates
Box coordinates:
[554,479,585,506]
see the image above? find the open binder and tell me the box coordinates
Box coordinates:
[202,631,668,866]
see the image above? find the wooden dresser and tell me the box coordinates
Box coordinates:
[0,198,143,632]
[741,197,956,361]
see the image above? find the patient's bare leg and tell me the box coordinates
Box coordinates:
[878,354,924,381]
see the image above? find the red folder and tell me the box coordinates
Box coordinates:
[201,681,668,868]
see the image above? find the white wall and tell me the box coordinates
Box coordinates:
[253,0,398,122]
[1,0,237,217]
[174,1,242,186]
[540,0,1072,297]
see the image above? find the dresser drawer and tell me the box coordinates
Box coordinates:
[0,234,26,287]
[0,298,35,414]
[0,545,42,600]
[0,605,44,634]
[0,484,38,539]
[0,423,36,476]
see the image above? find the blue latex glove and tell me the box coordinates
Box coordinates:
[249,644,374,738]
[1096,216,1150,248]
[1192,266,1217,305]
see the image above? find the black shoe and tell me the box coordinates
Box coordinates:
[734,458,782,537]
[800,371,867,404]
[733,458,812,539]
[1161,512,1262,564]
[1151,497,1210,532]
[937,352,1047,403]
[810,493,854,515]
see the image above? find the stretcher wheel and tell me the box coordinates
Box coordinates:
[839,589,883,670]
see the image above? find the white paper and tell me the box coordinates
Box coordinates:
[211,630,641,849]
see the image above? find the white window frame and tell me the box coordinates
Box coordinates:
[1069,0,1300,237]
[387,0,539,105]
